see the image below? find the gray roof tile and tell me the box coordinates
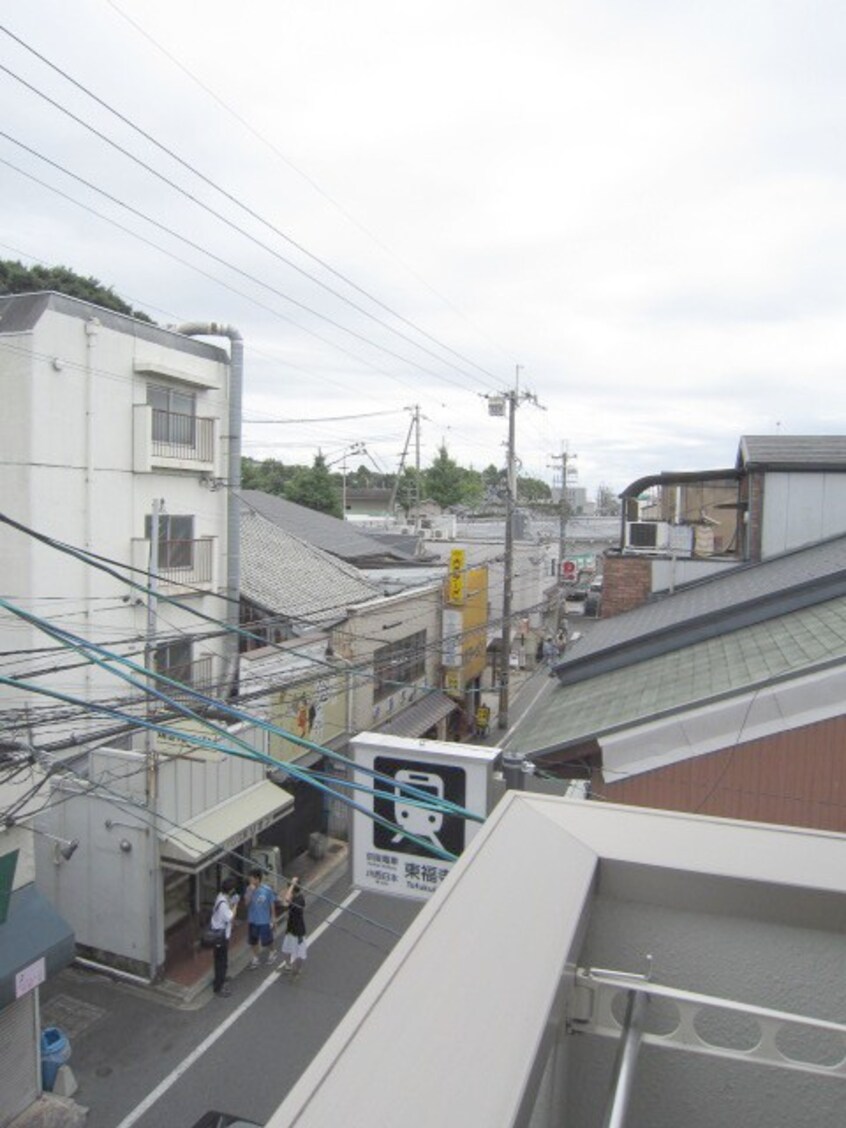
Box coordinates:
[240,490,405,562]
[510,595,846,757]
[739,434,846,468]
[562,533,846,674]
[240,509,382,625]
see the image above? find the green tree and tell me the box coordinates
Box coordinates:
[242,457,296,496]
[459,466,484,506]
[595,483,621,516]
[517,475,552,502]
[347,464,375,489]
[0,259,154,322]
[424,444,468,508]
[285,453,343,517]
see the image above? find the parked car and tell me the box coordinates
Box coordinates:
[584,576,603,617]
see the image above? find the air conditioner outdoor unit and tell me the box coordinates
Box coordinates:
[399,526,414,536]
[626,521,670,551]
[433,529,444,539]
[626,521,694,555]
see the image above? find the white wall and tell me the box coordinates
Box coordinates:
[0,302,231,748]
[761,471,846,557]
[34,759,153,968]
[343,585,443,732]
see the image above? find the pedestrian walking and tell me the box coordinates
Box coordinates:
[542,635,558,665]
[278,877,307,977]
[245,867,278,968]
[210,875,238,997]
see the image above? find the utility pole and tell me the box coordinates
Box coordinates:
[488,368,543,731]
[550,445,577,628]
[388,406,421,520]
[500,385,517,731]
[145,497,162,980]
[414,405,421,519]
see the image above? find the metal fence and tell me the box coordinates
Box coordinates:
[158,537,214,586]
[151,410,214,462]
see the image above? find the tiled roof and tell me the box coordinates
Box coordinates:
[739,434,846,469]
[240,490,406,562]
[560,533,846,676]
[509,595,846,757]
[377,691,457,736]
[240,509,382,625]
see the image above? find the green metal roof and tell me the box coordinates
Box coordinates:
[509,596,846,758]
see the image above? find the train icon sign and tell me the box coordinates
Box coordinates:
[351,733,500,900]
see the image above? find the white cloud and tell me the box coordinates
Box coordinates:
[3,0,846,498]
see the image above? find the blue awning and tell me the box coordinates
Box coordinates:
[0,883,75,1008]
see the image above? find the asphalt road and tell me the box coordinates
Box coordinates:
[41,872,421,1128]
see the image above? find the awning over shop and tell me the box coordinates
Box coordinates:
[0,883,75,1009]
[159,779,294,872]
[378,692,458,738]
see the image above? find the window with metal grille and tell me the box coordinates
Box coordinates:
[154,638,193,685]
[147,384,196,445]
[144,514,195,570]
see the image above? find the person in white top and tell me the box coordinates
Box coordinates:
[210,876,238,997]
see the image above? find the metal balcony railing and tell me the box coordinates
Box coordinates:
[156,537,214,587]
[151,410,215,463]
[156,655,215,698]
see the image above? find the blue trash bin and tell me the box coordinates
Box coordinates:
[40,1026,71,1091]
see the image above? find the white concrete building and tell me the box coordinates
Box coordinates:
[0,293,299,984]
[0,291,234,748]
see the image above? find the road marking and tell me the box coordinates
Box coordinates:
[114,889,362,1128]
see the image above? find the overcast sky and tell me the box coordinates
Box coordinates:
[3,1,846,497]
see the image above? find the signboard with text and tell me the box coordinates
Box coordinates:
[447,548,466,604]
[351,733,498,900]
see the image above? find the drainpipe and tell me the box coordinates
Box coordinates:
[175,322,243,698]
[84,318,100,702]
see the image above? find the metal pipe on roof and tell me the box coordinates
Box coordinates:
[176,322,243,697]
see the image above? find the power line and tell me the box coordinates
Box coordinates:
[0,132,480,390]
[101,0,519,373]
[0,24,504,389]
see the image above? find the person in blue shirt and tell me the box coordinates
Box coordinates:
[244,867,277,969]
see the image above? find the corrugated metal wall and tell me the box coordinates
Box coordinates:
[603,714,846,832]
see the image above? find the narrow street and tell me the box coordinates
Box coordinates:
[39,877,421,1128]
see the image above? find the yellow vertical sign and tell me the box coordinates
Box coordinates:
[444,669,462,697]
[448,549,466,604]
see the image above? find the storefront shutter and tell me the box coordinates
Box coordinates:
[0,993,39,1126]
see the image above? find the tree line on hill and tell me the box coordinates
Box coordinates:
[243,447,620,518]
[0,259,154,322]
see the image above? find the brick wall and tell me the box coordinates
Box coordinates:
[601,554,652,618]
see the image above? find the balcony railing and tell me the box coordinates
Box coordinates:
[151,410,215,463]
[156,537,214,588]
[158,655,215,697]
